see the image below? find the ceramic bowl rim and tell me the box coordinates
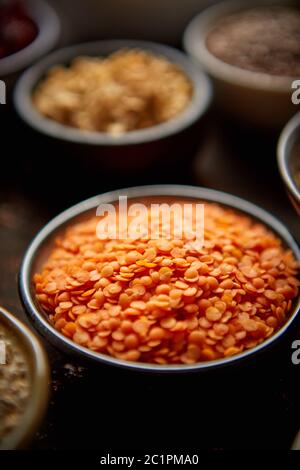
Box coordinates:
[183,0,297,93]
[19,184,300,373]
[0,0,60,77]
[0,306,49,449]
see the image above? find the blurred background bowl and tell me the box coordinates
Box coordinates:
[19,185,300,373]
[14,40,212,173]
[48,0,218,46]
[0,306,49,449]
[277,111,300,214]
[183,0,298,129]
[0,0,60,91]
[291,429,300,450]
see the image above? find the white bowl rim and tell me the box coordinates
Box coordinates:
[183,0,298,92]
[0,306,49,450]
[14,39,212,146]
[19,184,300,373]
[0,0,60,77]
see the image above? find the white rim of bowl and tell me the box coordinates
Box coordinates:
[19,185,300,373]
[183,0,297,93]
[14,39,212,146]
[0,307,49,450]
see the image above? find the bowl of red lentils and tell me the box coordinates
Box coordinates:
[14,40,212,171]
[19,185,300,372]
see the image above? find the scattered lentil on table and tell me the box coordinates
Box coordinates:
[34,201,299,364]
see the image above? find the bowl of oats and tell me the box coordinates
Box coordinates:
[278,111,300,215]
[0,306,49,449]
[14,40,212,171]
[184,0,299,128]
[19,185,300,372]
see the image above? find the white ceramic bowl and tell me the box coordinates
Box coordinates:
[184,0,298,128]
[277,111,300,214]
[19,185,300,373]
[0,0,60,88]
[48,0,218,46]
[0,307,49,449]
[14,40,212,171]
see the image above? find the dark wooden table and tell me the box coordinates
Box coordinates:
[1,104,299,450]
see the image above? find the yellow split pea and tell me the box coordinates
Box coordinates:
[33,201,299,364]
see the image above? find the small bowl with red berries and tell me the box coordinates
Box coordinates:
[0,0,60,89]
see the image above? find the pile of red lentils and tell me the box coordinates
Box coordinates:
[33,202,299,364]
